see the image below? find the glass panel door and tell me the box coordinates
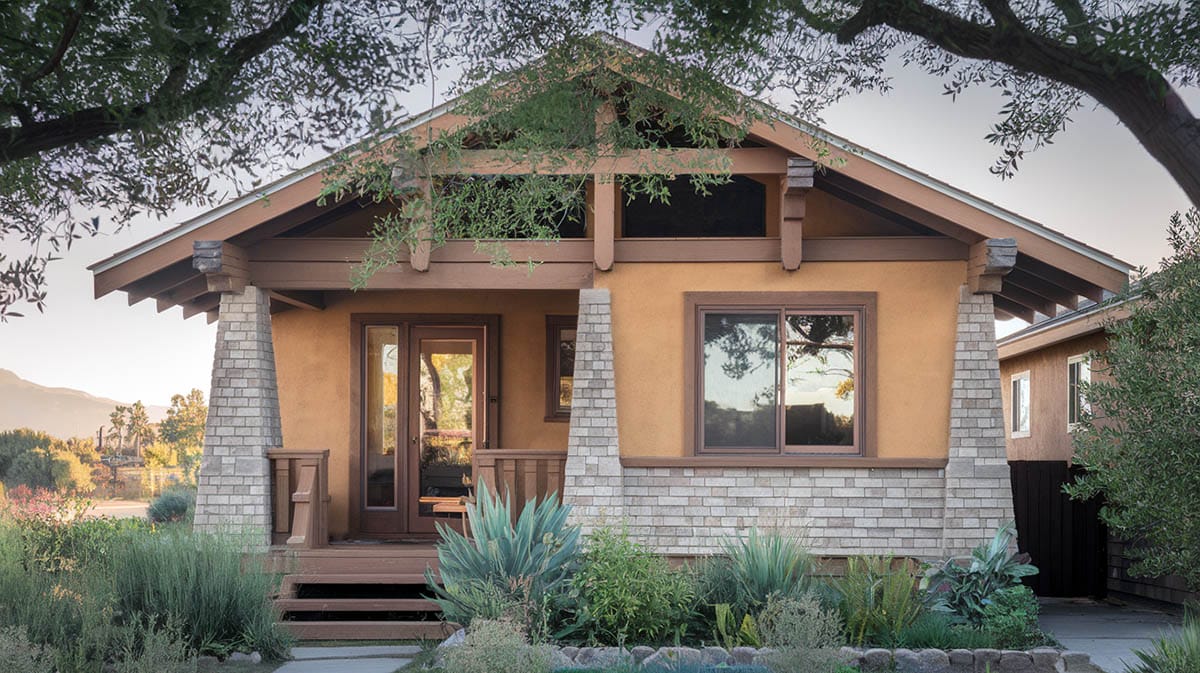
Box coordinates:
[408,327,482,534]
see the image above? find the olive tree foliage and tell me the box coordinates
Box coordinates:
[1066,209,1200,589]
[0,0,436,319]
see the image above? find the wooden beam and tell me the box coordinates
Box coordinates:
[1000,283,1057,317]
[193,241,249,293]
[268,290,325,311]
[250,260,594,291]
[122,261,196,306]
[968,238,1017,294]
[181,293,221,320]
[156,275,210,312]
[1005,267,1080,311]
[1017,253,1107,303]
[781,157,813,271]
[428,147,788,176]
[994,295,1035,323]
[593,177,616,271]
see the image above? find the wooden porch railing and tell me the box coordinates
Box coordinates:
[267,449,330,548]
[475,450,568,511]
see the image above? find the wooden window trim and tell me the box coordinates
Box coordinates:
[1010,370,1031,439]
[683,291,877,457]
[1066,354,1090,432]
[545,315,577,422]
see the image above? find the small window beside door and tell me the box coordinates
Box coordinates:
[1067,355,1091,430]
[1011,371,1031,438]
[546,316,577,420]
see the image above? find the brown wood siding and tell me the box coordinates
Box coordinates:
[999,332,1109,461]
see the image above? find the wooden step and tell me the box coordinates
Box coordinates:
[281,620,455,641]
[276,597,438,612]
[280,556,439,575]
[285,573,432,585]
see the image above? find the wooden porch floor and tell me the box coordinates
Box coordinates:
[269,542,456,641]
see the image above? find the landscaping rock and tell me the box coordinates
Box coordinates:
[731,646,758,665]
[196,656,218,668]
[893,648,921,673]
[838,646,863,666]
[249,652,262,664]
[948,649,974,673]
[438,628,466,649]
[751,647,777,667]
[551,648,577,670]
[560,646,580,661]
[641,647,704,669]
[998,651,1033,673]
[631,646,656,663]
[228,652,253,662]
[1029,648,1059,673]
[585,647,632,668]
[974,649,1002,673]
[701,646,731,666]
[862,648,893,672]
[574,647,598,666]
[916,648,951,673]
[1061,651,1095,673]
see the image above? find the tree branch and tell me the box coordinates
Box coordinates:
[1049,0,1098,46]
[20,0,93,90]
[0,0,328,164]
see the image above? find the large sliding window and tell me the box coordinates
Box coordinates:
[692,293,872,456]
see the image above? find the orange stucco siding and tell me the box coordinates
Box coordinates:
[999,331,1109,462]
[592,260,966,459]
[272,289,578,537]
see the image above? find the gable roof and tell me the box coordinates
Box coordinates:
[90,36,1132,320]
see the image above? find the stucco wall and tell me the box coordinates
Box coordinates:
[999,332,1108,462]
[272,289,579,537]
[593,261,965,459]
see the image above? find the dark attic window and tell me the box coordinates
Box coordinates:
[622,175,766,238]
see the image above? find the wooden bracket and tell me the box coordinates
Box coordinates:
[193,241,248,294]
[781,158,814,271]
[593,102,618,272]
[968,238,1017,294]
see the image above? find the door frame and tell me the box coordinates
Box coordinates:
[349,313,500,538]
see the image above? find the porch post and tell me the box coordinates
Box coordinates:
[194,285,281,549]
[563,288,623,533]
[942,284,1017,557]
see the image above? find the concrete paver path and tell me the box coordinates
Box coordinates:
[1040,598,1182,673]
[274,645,423,673]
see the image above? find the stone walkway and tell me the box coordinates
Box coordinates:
[273,645,421,673]
[1040,598,1182,673]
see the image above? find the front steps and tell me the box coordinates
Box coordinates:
[271,544,456,641]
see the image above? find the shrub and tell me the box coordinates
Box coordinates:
[442,619,552,673]
[427,481,581,640]
[574,526,695,645]
[759,593,843,648]
[712,602,762,649]
[111,619,197,673]
[5,447,93,493]
[0,625,54,673]
[105,528,290,659]
[1127,610,1200,673]
[148,487,195,524]
[721,528,814,613]
[888,612,996,649]
[924,523,1038,626]
[980,585,1048,648]
[836,556,922,647]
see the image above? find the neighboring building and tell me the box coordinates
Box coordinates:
[89,41,1131,637]
[999,300,1199,605]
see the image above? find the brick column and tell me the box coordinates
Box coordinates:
[942,285,1016,557]
[194,285,281,549]
[563,288,623,533]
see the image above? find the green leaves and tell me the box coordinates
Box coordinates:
[923,523,1038,627]
[1067,210,1200,590]
[425,480,581,640]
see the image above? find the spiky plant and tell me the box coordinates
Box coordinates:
[720,527,814,613]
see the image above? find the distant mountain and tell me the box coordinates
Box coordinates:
[0,369,168,440]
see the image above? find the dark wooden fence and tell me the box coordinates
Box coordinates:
[1009,461,1106,597]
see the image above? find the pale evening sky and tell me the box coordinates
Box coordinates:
[0,51,1194,406]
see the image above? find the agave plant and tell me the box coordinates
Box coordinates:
[425,480,582,638]
[923,522,1039,626]
[1127,609,1200,673]
[720,527,814,613]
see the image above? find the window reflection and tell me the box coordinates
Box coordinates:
[785,314,855,446]
[702,313,778,448]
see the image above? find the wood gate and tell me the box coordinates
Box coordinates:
[1009,461,1106,597]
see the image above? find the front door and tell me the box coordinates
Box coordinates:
[359,322,485,537]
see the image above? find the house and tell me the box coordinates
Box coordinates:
[999,299,1199,606]
[89,41,1131,637]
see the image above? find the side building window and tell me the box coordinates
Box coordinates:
[546,316,577,420]
[690,293,874,455]
[1067,355,1091,430]
[1011,371,1031,438]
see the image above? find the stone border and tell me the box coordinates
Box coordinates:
[547,645,1100,672]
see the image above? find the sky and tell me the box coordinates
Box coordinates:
[0,42,1194,406]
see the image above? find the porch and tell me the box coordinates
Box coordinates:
[265,447,566,640]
